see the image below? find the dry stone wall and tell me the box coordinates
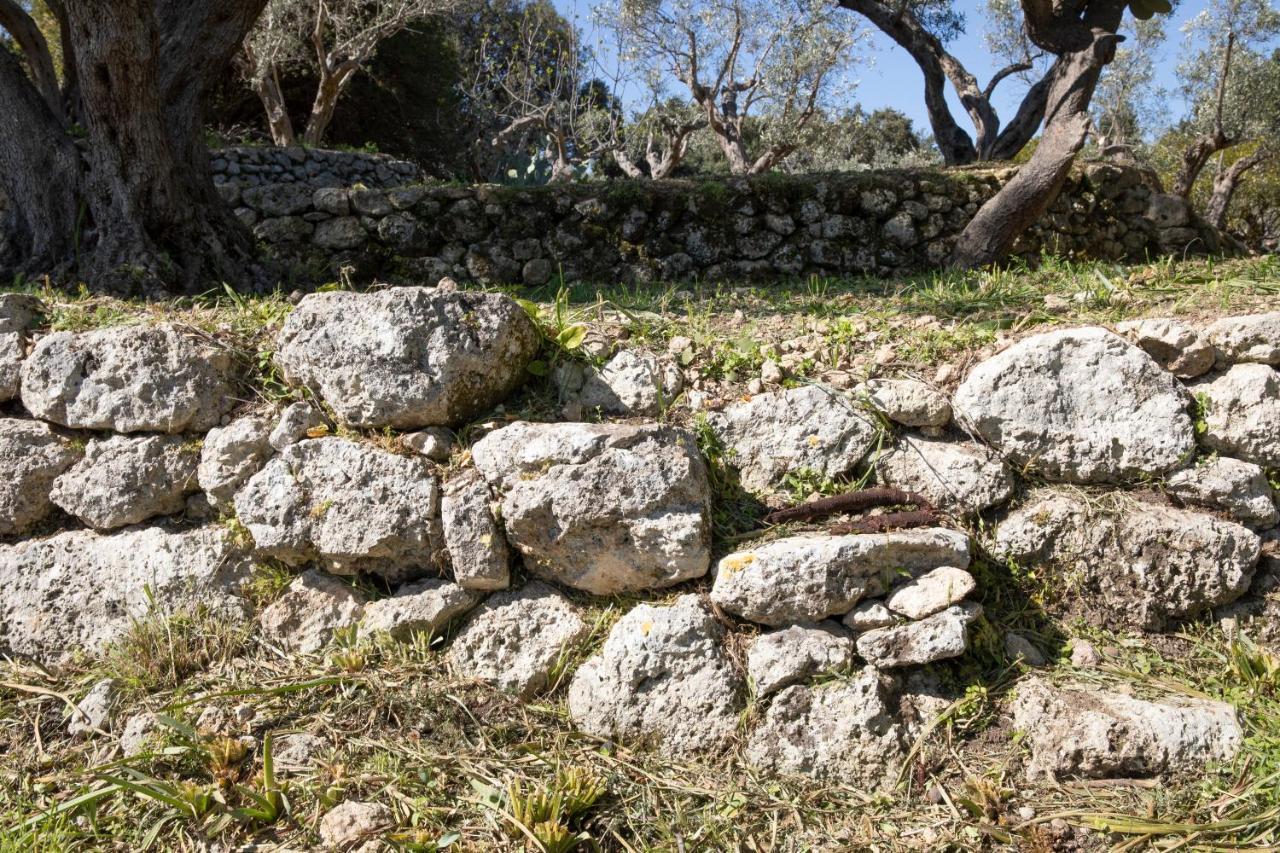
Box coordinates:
[210,146,421,190]
[221,160,1229,285]
[2,286,1276,785]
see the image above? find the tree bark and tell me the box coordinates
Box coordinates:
[1206,148,1267,230]
[950,4,1124,269]
[0,0,62,116]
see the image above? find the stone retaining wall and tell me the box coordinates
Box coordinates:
[219,162,1228,285]
[210,145,421,190]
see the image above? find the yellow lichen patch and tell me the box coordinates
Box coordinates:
[720,553,757,574]
[640,621,653,636]
[806,434,820,447]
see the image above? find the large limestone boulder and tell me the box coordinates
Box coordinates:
[953,328,1195,483]
[20,324,235,433]
[234,437,443,580]
[274,288,540,429]
[1189,364,1280,468]
[995,490,1259,630]
[1204,312,1280,365]
[1166,456,1277,528]
[876,435,1015,516]
[449,582,590,698]
[259,570,366,653]
[710,529,970,626]
[50,435,200,530]
[0,418,80,536]
[744,671,905,784]
[0,526,252,663]
[747,623,856,697]
[567,596,741,756]
[1116,317,1215,378]
[198,414,274,508]
[1013,678,1243,780]
[708,385,879,494]
[472,422,711,595]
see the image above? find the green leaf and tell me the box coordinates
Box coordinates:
[556,324,587,350]
[527,359,549,377]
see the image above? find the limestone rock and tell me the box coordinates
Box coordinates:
[859,378,951,428]
[402,427,453,461]
[1189,364,1280,468]
[877,435,1015,516]
[269,401,326,451]
[50,434,199,529]
[1013,678,1243,780]
[995,491,1259,630]
[273,732,327,774]
[1205,312,1280,365]
[0,526,252,663]
[855,602,982,667]
[0,418,80,536]
[884,566,976,619]
[0,331,22,401]
[1116,317,1215,378]
[441,471,510,590]
[564,349,684,416]
[708,385,879,494]
[747,623,856,697]
[1166,456,1277,527]
[259,570,365,653]
[235,437,443,580]
[68,678,119,738]
[20,324,235,433]
[710,529,970,626]
[953,327,1195,483]
[0,293,42,333]
[842,600,899,632]
[319,801,394,850]
[198,414,274,508]
[567,595,741,756]
[359,578,480,641]
[472,422,711,595]
[120,712,162,757]
[275,288,539,429]
[449,582,590,698]
[744,671,905,784]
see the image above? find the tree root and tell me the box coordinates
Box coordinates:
[828,509,941,535]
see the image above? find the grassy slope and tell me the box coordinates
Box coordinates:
[3,255,1280,851]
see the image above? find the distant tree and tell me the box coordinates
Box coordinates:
[1091,12,1173,148]
[779,106,931,172]
[610,99,706,179]
[608,0,863,175]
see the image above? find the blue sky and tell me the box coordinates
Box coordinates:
[554,0,1212,139]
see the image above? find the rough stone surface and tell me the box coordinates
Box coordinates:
[0,526,252,663]
[567,595,741,756]
[884,566,976,619]
[269,401,326,451]
[20,324,235,433]
[565,349,684,416]
[441,471,510,590]
[1205,313,1280,365]
[708,385,879,494]
[953,328,1195,483]
[275,288,540,428]
[259,570,365,653]
[1189,364,1280,468]
[359,578,480,641]
[1116,317,1216,378]
[877,435,1015,516]
[68,679,119,737]
[842,600,900,632]
[711,529,971,625]
[472,422,711,595]
[273,732,327,774]
[402,427,453,461]
[50,435,199,530]
[0,293,41,333]
[856,602,982,667]
[747,623,856,697]
[449,582,590,698]
[860,378,951,428]
[1166,456,1278,527]
[995,491,1259,630]
[0,418,80,536]
[0,331,22,401]
[1013,678,1244,780]
[319,801,394,849]
[198,415,274,508]
[744,670,905,784]
[235,437,443,580]
[119,712,161,757]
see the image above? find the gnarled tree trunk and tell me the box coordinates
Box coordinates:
[1206,147,1268,229]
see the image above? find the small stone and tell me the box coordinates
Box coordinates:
[747,623,856,697]
[68,679,119,738]
[1070,639,1101,668]
[402,427,453,461]
[877,435,1015,517]
[856,602,982,668]
[0,418,81,537]
[319,801,395,850]
[50,434,200,530]
[198,414,273,508]
[1004,632,1046,666]
[1116,318,1215,378]
[120,712,162,756]
[1189,364,1280,468]
[1204,313,1280,365]
[359,578,481,641]
[0,332,23,401]
[859,378,951,428]
[269,401,326,451]
[668,335,693,355]
[273,732,327,774]
[573,350,684,416]
[448,581,589,698]
[0,293,42,333]
[761,359,785,385]
[842,600,899,632]
[883,566,976,620]
[441,472,510,591]
[1166,456,1278,527]
[259,570,365,654]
